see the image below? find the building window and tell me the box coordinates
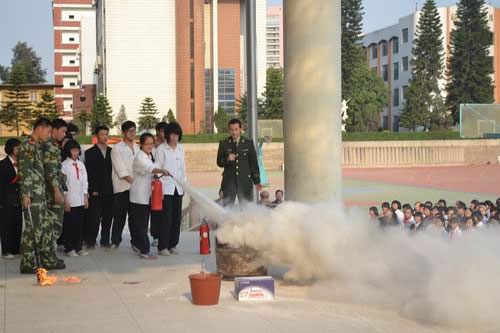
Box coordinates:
[372,46,378,59]
[69,82,76,87]
[218,68,236,114]
[402,56,409,71]
[383,116,389,130]
[383,65,388,82]
[69,15,75,19]
[403,85,408,100]
[393,88,400,107]
[393,116,400,132]
[393,62,399,80]
[69,60,75,65]
[402,28,409,43]
[30,91,37,102]
[69,37,75,42]
[392,38,399,54]
[382,42,388,57]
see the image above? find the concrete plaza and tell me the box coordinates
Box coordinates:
[0,232,470,333]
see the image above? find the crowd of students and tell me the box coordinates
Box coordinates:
[369,198,500,239]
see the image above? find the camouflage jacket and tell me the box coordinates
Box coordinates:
[42,139,67,202]
[18,137,46,201]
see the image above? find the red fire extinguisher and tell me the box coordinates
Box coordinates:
[199,221,211,255]
[151,176,163,211]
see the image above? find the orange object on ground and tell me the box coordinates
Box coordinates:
[63,276,82,283]
[188,273,222,305]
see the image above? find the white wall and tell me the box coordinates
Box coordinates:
[102,0,177,124]
[62,31,80,44]
[80,13,96,85]
[62,54,79,67]
[61,8,92,22]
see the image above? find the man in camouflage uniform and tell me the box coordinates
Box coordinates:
[18,118,65,274]
[42,119,67,244]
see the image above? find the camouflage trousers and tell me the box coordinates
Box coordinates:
[46,203,64,242]
[20,202,60,271]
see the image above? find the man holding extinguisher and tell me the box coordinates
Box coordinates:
[217,118,262,206]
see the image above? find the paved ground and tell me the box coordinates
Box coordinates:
[188,165,500,208]
[0,233,474,333]
[2,166,497,332]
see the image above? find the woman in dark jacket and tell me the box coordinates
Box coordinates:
[0,138,23,259]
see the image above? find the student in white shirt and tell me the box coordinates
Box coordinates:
[61,140,89,257]
[150,122,168,247]
[155,122,187,256]
[110,121,139,250]
[129,133,170,259]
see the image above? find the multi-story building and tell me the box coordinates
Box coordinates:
[266,6,283,68]
[0,84,62,136]
[363,5,500,131]
[52,0,96,120]
[95,0,267,134]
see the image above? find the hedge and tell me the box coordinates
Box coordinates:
[0,131,468,145]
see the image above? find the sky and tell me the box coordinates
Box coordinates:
[2,0,500,83]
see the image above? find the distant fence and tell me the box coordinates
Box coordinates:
[2,140,498,171]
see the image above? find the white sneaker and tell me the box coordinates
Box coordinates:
[139,253,157,260]
[158,249,171,256]
[151,239,158,247]
[66,250,78,257]
[2,254,14,260]
[78,250,89,256]
[131,245,140,254]
[169,248,179,255]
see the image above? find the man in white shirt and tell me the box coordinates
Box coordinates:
[155,122,187,255]
[110,121,139,250]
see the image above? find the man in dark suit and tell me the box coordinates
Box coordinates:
[84,126,114,248]
[216,118,261,206]
[0,138,23,259]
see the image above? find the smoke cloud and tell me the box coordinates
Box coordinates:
[180,180,500,329]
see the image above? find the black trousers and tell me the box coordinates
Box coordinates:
[158,190,183,251]
[112,191,133,246]
[64,206,85,253]
[223,184,253,207]
[130,203,151,254]
[85,193,114,246]
[0,206,22,255]
[150,210,161,239]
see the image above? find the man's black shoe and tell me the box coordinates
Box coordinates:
[20,267,36,274]
[45,261,66,270]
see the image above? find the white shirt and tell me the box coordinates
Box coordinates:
[130,150,157,205]
[9,156,17,174]
[156,143,187,195]
[394,209,404,224]
[62,158,88,207]
[111,140,139,194]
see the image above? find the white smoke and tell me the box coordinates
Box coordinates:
[180,180,500,329]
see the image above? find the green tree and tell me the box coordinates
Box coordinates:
[73,111,92,135]
[114,105,128,132]
[138,97,159,131]
[91,95,113,131]
[235,93,264,125]
[166,108,176,123]
[341,0,387,132]
[0,64,32,136]
[446,0,494,124]
[214,106,230,133]
[261,68,284,119]
[0,42,47,84]
[31,90,59,124]
[401,0,447,130]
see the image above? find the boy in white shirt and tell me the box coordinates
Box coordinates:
[110,121,139,250]
[61,140,89,257]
